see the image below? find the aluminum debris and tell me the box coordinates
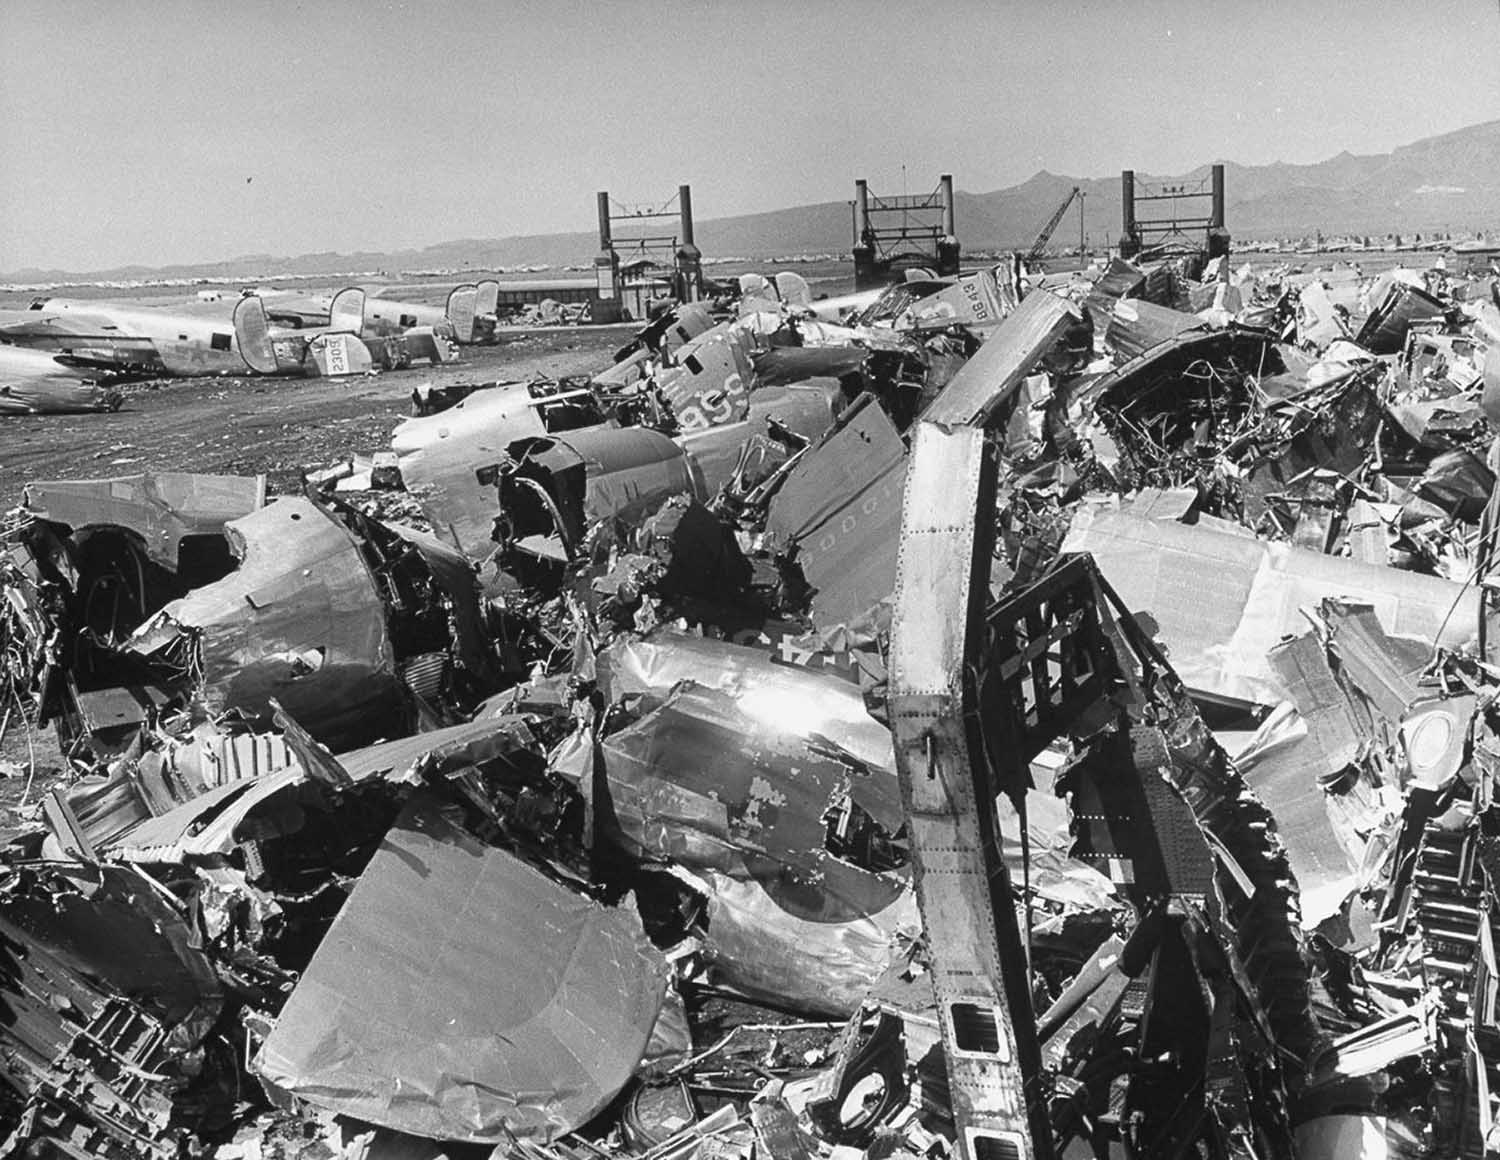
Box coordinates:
[5,244,1500,1160]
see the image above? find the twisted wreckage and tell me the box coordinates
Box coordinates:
[3,253,1500,1158]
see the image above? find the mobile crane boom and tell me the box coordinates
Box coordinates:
[1025,186,1081,263]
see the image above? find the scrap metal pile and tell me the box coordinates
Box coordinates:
[2,250,1500,1158]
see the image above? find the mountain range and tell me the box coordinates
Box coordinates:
[8,119,1500,284]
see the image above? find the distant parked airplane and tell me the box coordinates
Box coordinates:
[0,297,251,377]
[0,285,463,379]
[259,279,501,344]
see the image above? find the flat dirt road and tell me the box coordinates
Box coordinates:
[0,327,625,499]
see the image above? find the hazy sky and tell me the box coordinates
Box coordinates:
[3,0,1499,272]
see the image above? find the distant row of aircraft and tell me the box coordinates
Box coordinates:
[0,280,505,412]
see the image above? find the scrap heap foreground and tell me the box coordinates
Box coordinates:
[3,246,1500,1159]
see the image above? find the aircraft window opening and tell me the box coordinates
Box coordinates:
[211,333,232,351]
[950,1001,1004,1054]
[971,1136,1023,1160]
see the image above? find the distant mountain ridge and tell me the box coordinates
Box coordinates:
[8,119,1499,283]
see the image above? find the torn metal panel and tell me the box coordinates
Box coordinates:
[492,427,707,563]
[562,426,708,523]
[1063,506,1478,707]
[850,279,953,327]
[1082,256,1146,320]
[23,472,266,570]
[599,633,896,790]
[101,766,304,862]
[1415,447,1496,522]
[581,680,910,1015]
[1104,298,1207,361]
[0,863,221,1030]
[1309,999,1439,1083]
[1224,702,1375,928]
[1346,498,1390,566]
[1356,280,1449,356]
[0,863,223,1158]
[338,713,538,784]
[593,683,893,878]
[1296,281,1350,348]
[692,864,917,1017]
[128,497,402,747]
[1293,1114,1392,1159]
[750,345,868,386]
[1320,602,1427,724]
[1242,370,1382,519]
[96,715,538,862]
[254,791,668,1144]
[675,380,842,496]
[920,289,1081,426]
[764,393,908,630]
[391,382,564,556]
[46,728,300,856]
[1267,633,1366,772]
[1388,395,1488,450]
[615,302,716,362]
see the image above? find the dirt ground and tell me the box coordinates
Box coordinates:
[0,325,628,831]
[0,327,627,499]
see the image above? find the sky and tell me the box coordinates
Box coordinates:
[3,0,1500,273]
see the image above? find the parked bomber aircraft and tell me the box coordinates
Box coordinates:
[0,279,495,381]
[0,296,252,377]
[260,279,501,345]
[364,279,500,344]
[232,290,459,377]
[0,287,463,379]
